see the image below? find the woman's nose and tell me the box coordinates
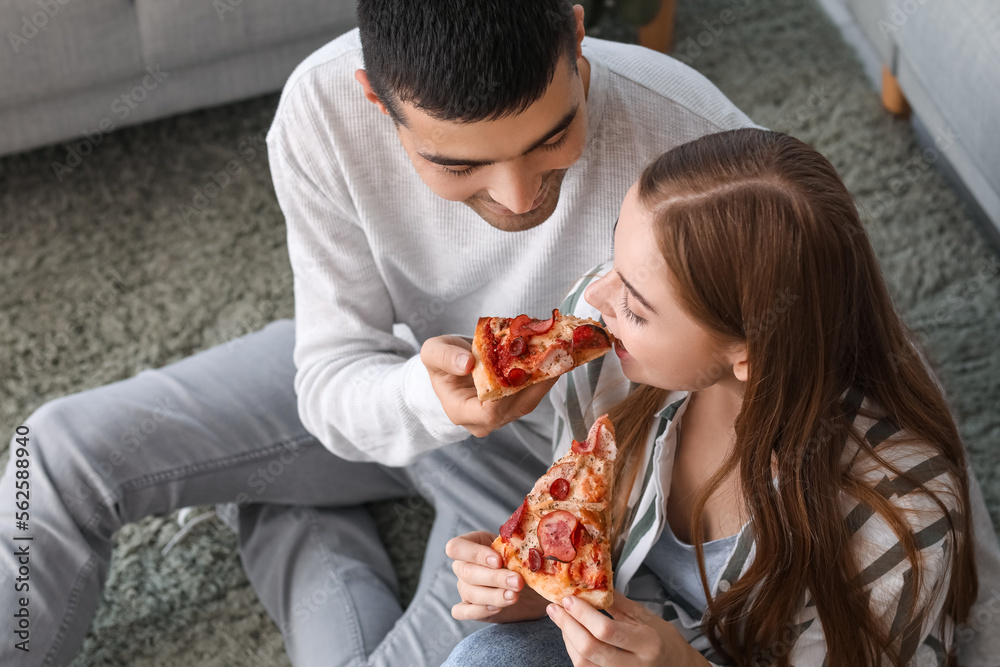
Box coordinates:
[583,273,614,319]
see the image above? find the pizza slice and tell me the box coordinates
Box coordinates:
[491,414,617,609]
[471,308,613,402]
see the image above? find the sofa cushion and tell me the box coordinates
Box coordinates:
[135,0,356,72]
[0,0,143,110]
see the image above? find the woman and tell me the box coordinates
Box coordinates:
[442,128,977,666]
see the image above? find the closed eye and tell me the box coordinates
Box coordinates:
[621,290,646,325]
[441,165,478,177]
[439,127,571,177]
[539,131,570,152]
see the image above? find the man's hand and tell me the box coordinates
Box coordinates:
[546,594,709,667]
[446,531,550,623]
[420,335,557,438]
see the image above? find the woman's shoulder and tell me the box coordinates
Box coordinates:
[843,394,961,496]
[839,393,964,554]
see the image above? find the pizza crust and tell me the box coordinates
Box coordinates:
[471,317,507,401]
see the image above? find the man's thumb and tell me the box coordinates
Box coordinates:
[455,352,474,374]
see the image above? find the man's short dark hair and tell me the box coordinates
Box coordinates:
[357,0,578,125]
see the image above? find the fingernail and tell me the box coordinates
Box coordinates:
[562,596,573,609]
[546,604,557,618]
[487,605,499,612]
[506,575,519,588]
[487,556,499,568]
[457,353,471,370]
[504,589,514,601]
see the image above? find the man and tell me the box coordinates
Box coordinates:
[5,1,991,665]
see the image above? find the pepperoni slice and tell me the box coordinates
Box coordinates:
[506,367,528,386]
[519,309,557,335]
[527,548,542,572]
[508,315,533,339]
[510,309,557,338]
[549,478,570,500]
[537,510,579,562]
[572,324,609,350]
[507,336,526,356]
[499,499,527,541]
[571,438,595,454]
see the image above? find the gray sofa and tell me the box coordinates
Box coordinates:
[0,0,357,158]
[839,0,1000,236]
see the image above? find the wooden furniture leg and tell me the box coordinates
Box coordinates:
[881,65,911,118]
[638,0,677,53]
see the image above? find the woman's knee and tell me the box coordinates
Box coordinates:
[442,618,571,667]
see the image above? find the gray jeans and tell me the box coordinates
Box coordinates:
[0,318,548,667]
[442,617,573,667]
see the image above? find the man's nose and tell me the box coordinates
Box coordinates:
[489,166,543,214]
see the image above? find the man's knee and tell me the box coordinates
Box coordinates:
[16,395,123,519]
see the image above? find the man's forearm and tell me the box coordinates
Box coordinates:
[296,350,470,466]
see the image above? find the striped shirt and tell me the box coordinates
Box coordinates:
[549,262,963,665]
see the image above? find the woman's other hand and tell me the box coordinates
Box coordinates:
[446,531,550,623]
[546,594,709,666]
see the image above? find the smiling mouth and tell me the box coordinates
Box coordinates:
[466,169,570,231]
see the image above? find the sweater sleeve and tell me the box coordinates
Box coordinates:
[266,103,470,467]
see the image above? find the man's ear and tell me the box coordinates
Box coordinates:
[354,69,391,116]
[731,342,749,382]
[573,4,586,59]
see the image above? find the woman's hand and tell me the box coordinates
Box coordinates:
[445,531,550,623]
[420,335,556,438]
[546,594,709,667]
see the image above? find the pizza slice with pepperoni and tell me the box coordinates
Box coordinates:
[491,415,617,609]
[471,308,613,402]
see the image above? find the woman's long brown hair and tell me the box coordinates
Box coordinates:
[606,129,976,666]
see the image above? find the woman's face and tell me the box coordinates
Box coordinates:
[584,183,744,392]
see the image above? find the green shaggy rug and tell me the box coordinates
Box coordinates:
[0,0,997,664]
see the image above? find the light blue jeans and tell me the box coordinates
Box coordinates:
[0,318,549,667]
[442,617,574,667]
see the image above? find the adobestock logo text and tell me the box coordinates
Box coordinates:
[7,0,73,53]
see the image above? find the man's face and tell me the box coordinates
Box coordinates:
[389,55,589,232]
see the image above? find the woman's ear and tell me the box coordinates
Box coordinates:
[731,343,749,382]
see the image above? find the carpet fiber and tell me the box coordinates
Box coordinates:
[1,0,997,664]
